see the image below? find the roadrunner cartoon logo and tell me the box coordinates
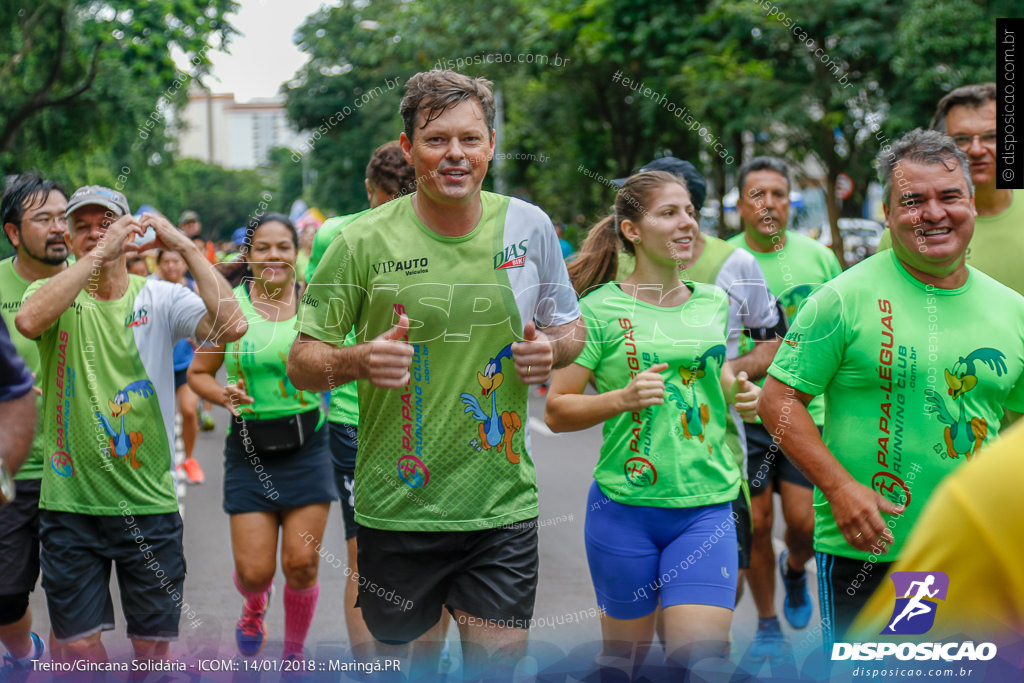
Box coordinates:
[461,343,523,464]
[924,348,1006,459]
[666,345,725,454]
[96,380,155,469]
[883,571,949,635]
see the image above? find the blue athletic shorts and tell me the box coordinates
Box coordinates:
[584,481,738,620]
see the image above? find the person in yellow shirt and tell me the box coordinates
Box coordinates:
[851,423,1024,642]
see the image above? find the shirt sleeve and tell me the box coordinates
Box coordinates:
[720,251,779,329]
[154,280,209,343]
[573,296,603,371]
[296,229,364,345]
[0,317,34,402]
[825,247,843,280]
[767,281,847,396]
[533,215,581,328]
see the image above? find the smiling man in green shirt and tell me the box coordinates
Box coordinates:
[760,129,1024,649]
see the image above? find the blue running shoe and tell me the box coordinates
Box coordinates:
[0,632,44,683]
[236,586,272,656]
[747,617,785,661]
[779,549,812,629]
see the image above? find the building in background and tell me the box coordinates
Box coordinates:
[177,87,303,169]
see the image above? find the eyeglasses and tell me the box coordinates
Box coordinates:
[28,213,69,229]
[951,132,997,150]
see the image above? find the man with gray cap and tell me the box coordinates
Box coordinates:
[16,186,246,664]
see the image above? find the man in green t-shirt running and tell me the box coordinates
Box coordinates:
[760,129,1024,649]
[17,186,246,666]
[289,70,583,678]
[306,140,415,653]
[0,172,69,677]
[729,156,842,658]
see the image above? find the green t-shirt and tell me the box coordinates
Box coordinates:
[297,192,580,531]
[574,281,740,507]
[0,257,44,480]
[728,230,842,424]
[26,275,208,515]
[308,211,368,427]
[227,284,320,421]
[877,189,1024,298]
[768,251,1024,561]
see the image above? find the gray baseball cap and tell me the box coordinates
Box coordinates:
[65,185,130,219]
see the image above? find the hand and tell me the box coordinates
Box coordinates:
[512,321,554,385]
[729,371,761,423]
[366,314,414,388]
[135,212,193,253]
[222,378,255,417]
[828,480,904,554]
[618,362,668,412]
[90,214,145,264]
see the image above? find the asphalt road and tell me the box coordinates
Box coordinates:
[22,391,823,682]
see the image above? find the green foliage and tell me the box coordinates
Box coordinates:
[0,0,238,175]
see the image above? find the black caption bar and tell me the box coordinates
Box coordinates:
[998,18,1023,190]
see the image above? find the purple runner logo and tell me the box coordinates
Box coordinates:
[883,571,949,635]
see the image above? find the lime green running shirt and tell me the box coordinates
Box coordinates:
[25,275,208,515]
[0,257,45,480]
[728,230,842,425]
[574,282,740,508]
[297,192,580,531]
[307,212,368,427]
[768,251,1024,561]
[227,284,320,421]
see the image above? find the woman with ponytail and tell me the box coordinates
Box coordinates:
[188,212,336,664]
[547,171,759,674]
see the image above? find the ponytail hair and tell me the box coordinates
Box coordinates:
[567,170,688,297]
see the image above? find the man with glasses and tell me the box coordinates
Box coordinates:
[878,83,1023,296]
[0,172,69,677]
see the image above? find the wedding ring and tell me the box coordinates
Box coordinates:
[527,365,532,376]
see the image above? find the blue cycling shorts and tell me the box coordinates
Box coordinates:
[584,481,738,620]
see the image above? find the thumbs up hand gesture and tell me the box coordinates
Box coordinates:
[512,321,554,385]
[729,371,761,423]
[366,313,414,388]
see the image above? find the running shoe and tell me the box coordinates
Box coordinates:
[0,632,44,683]
[779,549,812,629]
[748,617,785,660]
[182,457,205,485]
[236,587,272,656]
[200,412,216,432]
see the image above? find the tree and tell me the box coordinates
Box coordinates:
[0,0,238,176]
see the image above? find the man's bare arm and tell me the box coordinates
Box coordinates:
[728,337,781,382]
[759,375,902,554]
[547,316,586,369]
[0,392,36,475]
[288,333,365,392]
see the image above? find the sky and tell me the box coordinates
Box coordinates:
[198,0,331,102]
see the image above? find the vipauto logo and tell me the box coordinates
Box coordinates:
[832,571,997,662]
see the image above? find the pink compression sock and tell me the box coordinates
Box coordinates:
[234,571,271,612]
[282,582,320,660]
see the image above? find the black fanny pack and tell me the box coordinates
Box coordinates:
[230,409,320,456]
